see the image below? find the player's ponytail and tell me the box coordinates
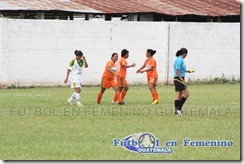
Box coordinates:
[152,50,156,56]
[147,49,156,56]
[176,48,188,57]
[176,50,181,57]
[74,50,83,56]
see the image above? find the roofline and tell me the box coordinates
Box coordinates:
[0,10,240,17]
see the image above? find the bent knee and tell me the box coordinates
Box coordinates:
[184,93,189,98]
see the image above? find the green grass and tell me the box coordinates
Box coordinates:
[0,85,240,160]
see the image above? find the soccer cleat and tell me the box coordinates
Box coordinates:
[120,100,127,104]
[67,99,73,106]
[118,101,125,105]
[151,99,159,105]
[77,102,83,107]
[111,100,116,104]
[176,110,183,116]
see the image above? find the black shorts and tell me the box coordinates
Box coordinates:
[174,77,187,92]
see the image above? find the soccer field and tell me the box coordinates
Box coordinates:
[0,84,240,160]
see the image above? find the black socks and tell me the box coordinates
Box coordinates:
[179,97,187,110]
[175,100,180,111]
[175,97,187,112]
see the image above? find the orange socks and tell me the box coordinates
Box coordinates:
[97,92,103,104]
[155,91,159,101]
[113,90,127,102]
[151,91,159,101]
[151,91,155,100]
[121,90,127,101]
[113,94,117,102]
[115,91,122,102]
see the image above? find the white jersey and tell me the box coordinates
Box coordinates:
[68,58,84,81]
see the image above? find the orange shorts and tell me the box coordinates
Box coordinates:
[116,77,128,88]
[101,78,117,89]
[148,78,158,86]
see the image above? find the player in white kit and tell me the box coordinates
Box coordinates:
[64,50,88,106]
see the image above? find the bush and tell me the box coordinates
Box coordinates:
[187,74,240,85]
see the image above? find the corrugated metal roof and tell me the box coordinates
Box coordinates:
[0,0,101,13]
[0,0,240,16]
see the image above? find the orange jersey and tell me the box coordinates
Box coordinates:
[102,60,117,81]
[117,57,127,78]
[144,57,158,79]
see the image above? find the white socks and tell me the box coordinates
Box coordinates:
[75,93,81,104]
[68,92,82,106]
[68,92,76,102]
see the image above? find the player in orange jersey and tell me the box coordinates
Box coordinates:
[112,49,136,103]
[136,49,159,104]
[97,53,125,105]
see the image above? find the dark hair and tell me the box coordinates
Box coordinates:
[147,49,156,56]
[121,49,129,57]
[111,53,118,59]
[74,50,83,56]
[176,48,188,57]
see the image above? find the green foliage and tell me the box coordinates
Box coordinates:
[187,74,240,85]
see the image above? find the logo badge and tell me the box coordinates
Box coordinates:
[113,133,172,154]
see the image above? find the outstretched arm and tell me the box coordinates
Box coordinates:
[123,63,136,68]
[136,64,145,73]
[139,66,153,73]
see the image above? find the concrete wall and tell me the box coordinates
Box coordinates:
[0,18,240,86]
[168,23,240,82]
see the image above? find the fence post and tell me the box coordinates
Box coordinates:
[166,23,170,85]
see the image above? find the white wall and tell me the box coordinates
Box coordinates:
[0,19,8,86]
[168,23,240,82]
[0,18,240,86]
